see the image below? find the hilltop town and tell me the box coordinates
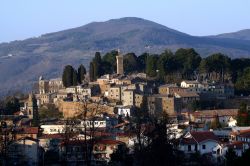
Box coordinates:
[1,49,250,166]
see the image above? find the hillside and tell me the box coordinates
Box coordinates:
[211,29,250,41]
[0,17,250,96]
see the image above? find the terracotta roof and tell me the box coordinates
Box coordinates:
[191,109,238,118]
[15,127,39,134]
[175,92,199,98]
[238,129,250,138]
[227,141,245,150]
[182,131,219,144]
[61,139,125,146]
[95,139,125,145]
[39,134,63,139]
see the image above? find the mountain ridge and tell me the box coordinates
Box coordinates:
[0,17,250,96]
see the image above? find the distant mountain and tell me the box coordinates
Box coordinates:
[0,17,250,96]
[211,29,250,41]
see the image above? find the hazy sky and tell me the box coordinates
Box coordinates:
[1,0,250,42]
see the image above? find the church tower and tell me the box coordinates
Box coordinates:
[27,94,38,124]
[116,50,124,75]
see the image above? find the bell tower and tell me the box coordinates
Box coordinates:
[27,94,38,123]
[116,50,124,75]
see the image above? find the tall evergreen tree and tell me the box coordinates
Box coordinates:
[94,52,102,77]
[72,69,78,86]
[89,62,95,82]
[62,65,75,87]
[77,64,86,84]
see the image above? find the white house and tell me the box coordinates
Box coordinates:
[41,119,110,134]
[179,131,222,157]
[117,106,133,117]
[41,124,65,134]
[180,80,204,93]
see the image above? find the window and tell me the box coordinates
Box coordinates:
[202,145,206,149]
[188,145,191,151]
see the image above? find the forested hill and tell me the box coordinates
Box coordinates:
[0,17,250,96]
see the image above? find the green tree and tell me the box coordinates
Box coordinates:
[72,69,78,86]
[123,53,139,73]
[175,48,201,79]
[146,54,159,77]
[93,52,102,77]
[137,53,149,72]
[237,102,250,126]
[102,50,118,74]
[235,67,250,96]
[199,53,231,82]
[89,61,95,82]
[231,58,250,83]
[77,64,86,84]
[4,96,20,115]
[157,50,175,80]
[62,65,76,87]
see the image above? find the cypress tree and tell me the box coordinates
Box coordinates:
[93,52,102,78]
[72,69,78,86]
[89,62,95,82]
[62,65,74,87]
[77,64,86,84]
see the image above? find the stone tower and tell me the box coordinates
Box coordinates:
[39,76,49,94]
[27,93,38,122]
[116,51,124,75]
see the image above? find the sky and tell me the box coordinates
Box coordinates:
[1,0,250,43]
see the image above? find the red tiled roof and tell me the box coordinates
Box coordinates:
[39,134,63,139]
[23,127,39,134]
[191,131,219,142]
[227,141,245,149]
[15,127,39,134]
[238,129,250,138]
[61,139,125,146]
[191,109,238,118]
[95,139,125,145]
[175,92,199,98]
[182,131,219,144]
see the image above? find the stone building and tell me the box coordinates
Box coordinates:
[147,94,181,115]
[122,89,135,106]
[38,76,63,94]
[108,86,122,101]
[159,84,186,96]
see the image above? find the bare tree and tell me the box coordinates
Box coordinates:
[61,98,106,165]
